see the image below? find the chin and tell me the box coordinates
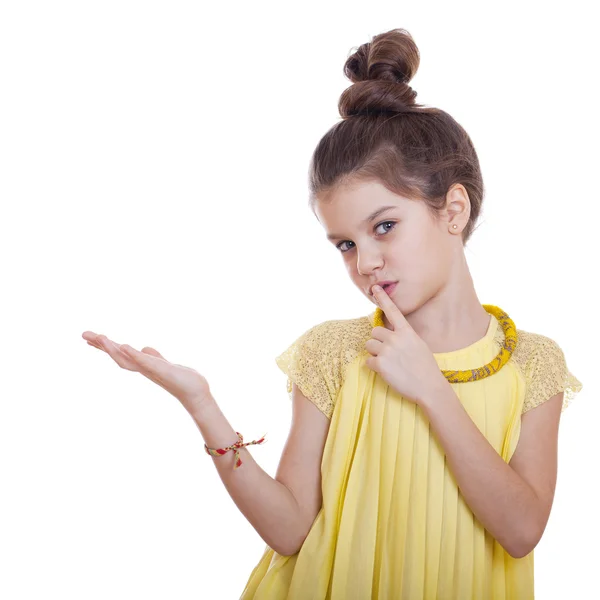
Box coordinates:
[373,289,406,313]
[388,292,420,317]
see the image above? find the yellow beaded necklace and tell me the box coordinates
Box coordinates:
[372,304,517,383]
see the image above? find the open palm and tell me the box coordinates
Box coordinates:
[82,331,212,417]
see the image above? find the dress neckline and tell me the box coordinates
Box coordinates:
[368,310,500,359]
[432,312,498,358]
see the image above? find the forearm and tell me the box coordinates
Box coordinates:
[190,396,302,556]
[421,383,539,558]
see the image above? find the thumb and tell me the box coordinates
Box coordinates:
[141,346,167,360]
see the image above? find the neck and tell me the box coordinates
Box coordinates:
[383,259,491,354]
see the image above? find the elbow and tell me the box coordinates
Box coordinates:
[506,543,534,559]
[274,504,321,557]
[276,546,300,557]
[275,523,313,557]
[274,540,302,557]
[506,524,543,559]
[276,532,308,557]
[269,538,297,557]
[265,531,301,557]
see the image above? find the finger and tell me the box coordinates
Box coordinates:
[95,334,131,361]
[120,344,170,380]
[364,338,383,355]
[364,355,379,372]
[83,332,120,350]
[370,326,392,341]
[141,346,167,360]
[372,285,409,331]
[84,332,166,360]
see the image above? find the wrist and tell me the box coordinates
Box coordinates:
[419,378,454,415]
[189,393,219,423]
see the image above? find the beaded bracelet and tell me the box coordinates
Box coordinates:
[204,431,268,470]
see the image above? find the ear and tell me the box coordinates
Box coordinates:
[443,183,471,229]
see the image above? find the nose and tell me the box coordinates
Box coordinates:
[356,246,384,278]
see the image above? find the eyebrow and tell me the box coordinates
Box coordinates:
[326,205,398,241]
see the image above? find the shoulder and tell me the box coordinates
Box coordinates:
[275,313,374,419]
[511,328,567,374]
[278,313,372,379]
[510,328,582,414]
[511,328,563,365]
[295,313,373,351]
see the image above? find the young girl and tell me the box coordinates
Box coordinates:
[83,28,583,599]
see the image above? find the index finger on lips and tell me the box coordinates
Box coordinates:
[372,285,408,329]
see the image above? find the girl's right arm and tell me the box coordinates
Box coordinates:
[193,382,330,556]
[81,329,329,557]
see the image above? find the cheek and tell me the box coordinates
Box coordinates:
[403,238,447,282]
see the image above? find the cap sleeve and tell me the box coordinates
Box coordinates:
[522,335,583,414]
[275,321,343,420]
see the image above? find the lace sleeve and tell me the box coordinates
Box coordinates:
[522,335,583,414]
[275,321,344,420]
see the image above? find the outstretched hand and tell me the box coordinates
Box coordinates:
[82,331,213,417]
[365,285,448,406]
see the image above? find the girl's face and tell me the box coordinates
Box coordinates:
[314,178,464,316]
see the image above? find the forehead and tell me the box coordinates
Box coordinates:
[318,178,399,206]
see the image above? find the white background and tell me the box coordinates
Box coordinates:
[1,1,597,598]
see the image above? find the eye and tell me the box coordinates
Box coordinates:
[335,221,397,253]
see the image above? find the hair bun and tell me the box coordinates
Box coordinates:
[339,28,421,118]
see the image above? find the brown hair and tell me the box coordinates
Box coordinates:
[308,28,484,244]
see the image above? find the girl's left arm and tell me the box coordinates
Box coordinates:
[421,384,563,559]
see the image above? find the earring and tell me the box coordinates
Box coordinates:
[451,224,458,230]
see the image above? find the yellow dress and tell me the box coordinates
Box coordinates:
[240,309,583,599]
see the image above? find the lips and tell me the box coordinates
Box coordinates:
[381,282,397,295]
[371,281,397,295]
